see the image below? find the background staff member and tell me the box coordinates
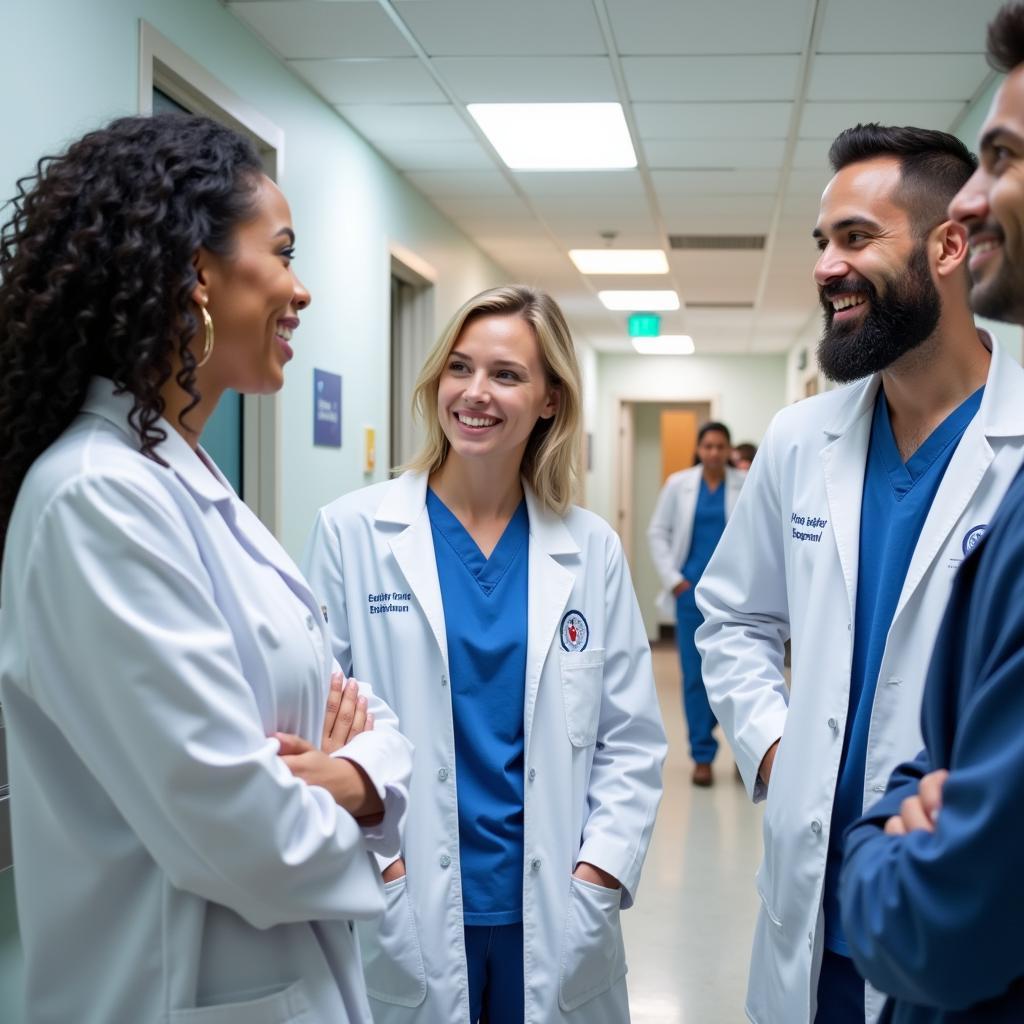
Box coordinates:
[648,422,745,786]
[304,285,666,1024]
[0,114,411,1024]
[695,124,1024,1024]
[841,7,1024,1019]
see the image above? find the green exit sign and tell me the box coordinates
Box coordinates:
[628,313,661,337]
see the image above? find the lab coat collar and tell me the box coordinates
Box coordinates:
[376,470,580,556]
[81,377,235,507]
[821,329,1022,441]
[523,484,579,557]
[976,330,1024,438]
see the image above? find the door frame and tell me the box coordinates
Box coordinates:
[138,21,285,534]
[614,393,720,562]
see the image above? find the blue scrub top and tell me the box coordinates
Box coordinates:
[427,489,529,927]
[823,385,984,955]
[680,476,727,586]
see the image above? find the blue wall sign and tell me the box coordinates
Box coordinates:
[313,369,342,447]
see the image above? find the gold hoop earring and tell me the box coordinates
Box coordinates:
[197,305,215,368]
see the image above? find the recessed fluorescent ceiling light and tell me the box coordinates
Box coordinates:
[633,335,695,355]
[467,103,637,171]
[598,290,679,311]
[569,249,669,274]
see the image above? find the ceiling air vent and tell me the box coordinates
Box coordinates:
[669,234,766,250]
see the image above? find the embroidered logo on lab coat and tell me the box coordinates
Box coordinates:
[560,610,589,652]
[962,524,987,557]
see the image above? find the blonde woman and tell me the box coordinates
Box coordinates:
[303,285,666,1023]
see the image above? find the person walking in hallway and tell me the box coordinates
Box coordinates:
[840,6,1024,1020]
[648,422,745,786]
[695,123,1024,1024]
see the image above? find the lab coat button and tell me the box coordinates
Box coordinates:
[827,717,838,730]
[440,854,451,869]
[441,675,448,687]
[531,857,541,872]
[887,677,901,687]
[437,767,449,782]
[528,768,536,782]
[810,819,822,834]
[305,613,315,630]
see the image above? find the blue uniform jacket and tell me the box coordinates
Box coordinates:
[839,467,1024,1023]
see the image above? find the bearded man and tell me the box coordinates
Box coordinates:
[694,124,1024,1024]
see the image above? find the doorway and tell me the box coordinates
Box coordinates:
[619,400,712,642]
[388,248,436,470]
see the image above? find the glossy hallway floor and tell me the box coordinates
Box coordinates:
[622,642,763,1024]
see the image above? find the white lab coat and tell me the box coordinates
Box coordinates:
[0,379,413,1024]
[695,334,1024,1024]
[303,470,667,1024]
[647,464,746,619]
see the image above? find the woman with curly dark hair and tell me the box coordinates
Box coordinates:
[0,113,411,1024]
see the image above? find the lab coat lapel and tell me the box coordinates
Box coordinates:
[522,486,577,748]
[892,337,1022,623]
[820,378,877,621]
[382,473,450,673]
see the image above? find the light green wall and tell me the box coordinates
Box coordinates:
[0,1,509,1016]
[0,0,506,560]
[589,352,787,529]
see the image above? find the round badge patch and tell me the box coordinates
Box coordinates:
[560,609,589,652]
[962,524,987,557]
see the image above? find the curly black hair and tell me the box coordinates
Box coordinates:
[0,113,262,562]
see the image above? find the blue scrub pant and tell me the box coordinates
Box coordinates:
[815,949,865,1024]
[464,923,524,1024]
[676,590,718,764]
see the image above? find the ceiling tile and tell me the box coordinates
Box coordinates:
[808,54,989,102]
[622,56,802,102]
[404,170,516,198]
[818,0,1004,53]
[657,192,776,231]
[431,196,533,221]
[798,100,966,139]
[289,58,446,103]
[514,170,646,197]
[633,102,793,140]
[432,56,618,102]
[672,251,763,303]
[652,169,779,195]
[394,0,606,56]
[336,104,473,142]
[644,139,787,170]
[529,194,652,223]
[606,0,813,55]
[371,138,496,170]
[228,1,413,59]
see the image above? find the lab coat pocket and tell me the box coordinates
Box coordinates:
[168,980,312,1024]
[359,875,427,1007]
[558,876,627,1011]
[559,649,606,747]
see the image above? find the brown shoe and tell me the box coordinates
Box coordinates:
[692,763,713,787]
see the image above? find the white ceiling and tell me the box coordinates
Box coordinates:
[227,0,1001,355]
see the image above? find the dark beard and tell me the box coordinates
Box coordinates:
[817,245,941,384]
[970,248,1024,324]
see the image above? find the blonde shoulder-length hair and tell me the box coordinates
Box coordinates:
[403,285,582,515]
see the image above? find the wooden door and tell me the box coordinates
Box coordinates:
[660,409,698,482]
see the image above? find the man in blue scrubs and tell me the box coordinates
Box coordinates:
[840,6,1024,1020]
[695,121,1024,1024]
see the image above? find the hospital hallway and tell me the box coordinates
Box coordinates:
[623,642,762,1024]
